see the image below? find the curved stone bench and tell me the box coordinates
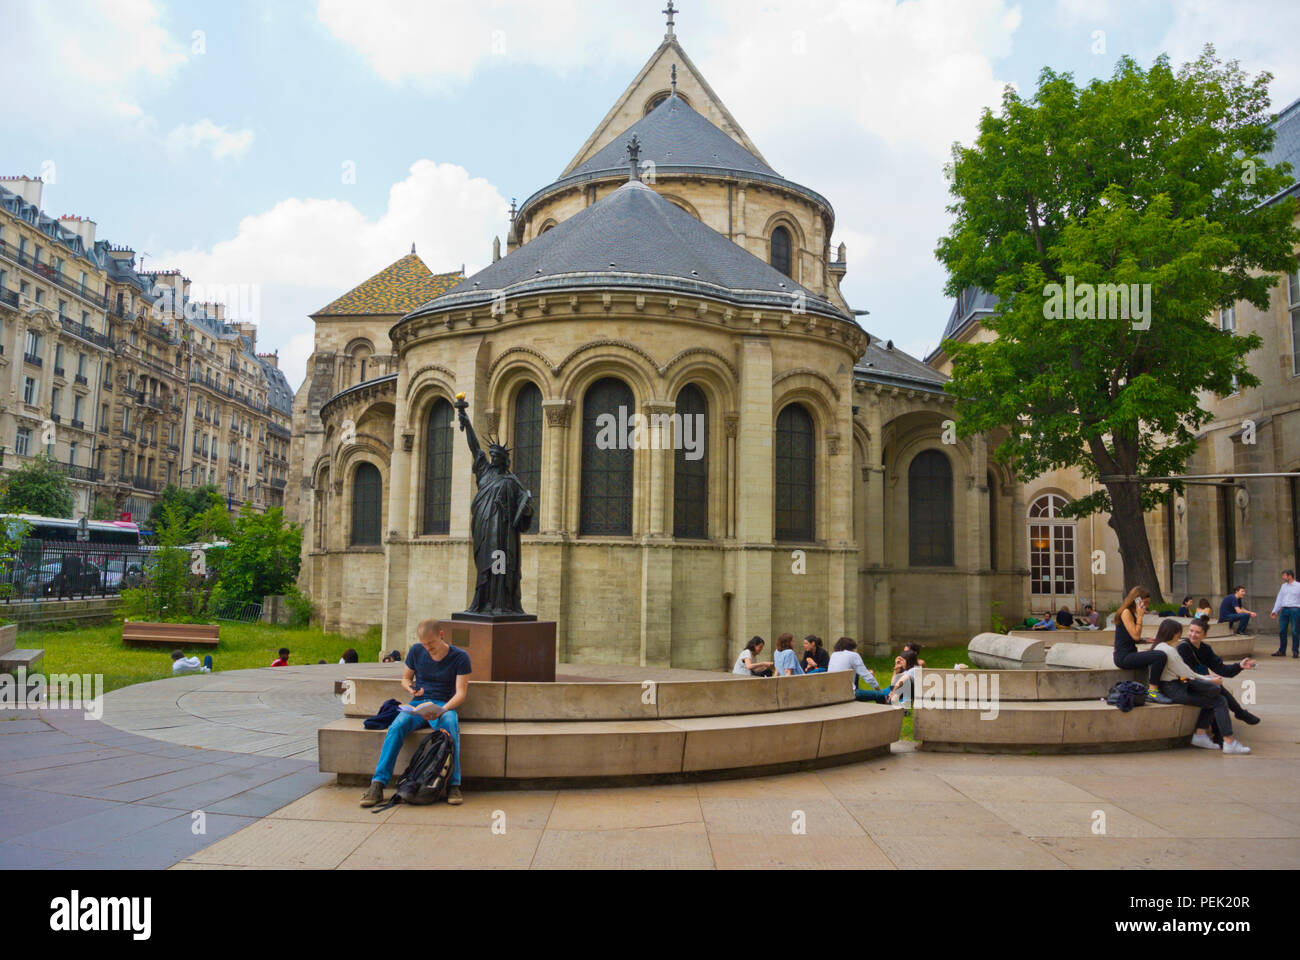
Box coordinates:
[921,667,1140,702]
[319,701,903,786]
[912,700,1200,753]
[1104,614,1236,639]
[339,669,855,722]
[967,633,1045,669]
[1047,636,1257,670]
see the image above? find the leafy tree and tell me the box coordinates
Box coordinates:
[936,47,1299,601]
[215,506,302,605]
[121,503,213,622]
[148,484,223,532]
[0,453,75,518]
[90,497,116,522]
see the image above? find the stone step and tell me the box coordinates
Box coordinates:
[319,700,903,785]
[920,666,1142,701]
[339,669,856,722]
[913,698,1202,754]
[0,648,45,674]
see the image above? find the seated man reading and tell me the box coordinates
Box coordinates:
[361,620,471,808]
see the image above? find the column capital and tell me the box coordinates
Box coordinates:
[543,400,573,428]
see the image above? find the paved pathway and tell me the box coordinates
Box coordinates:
[5,642,1299,869]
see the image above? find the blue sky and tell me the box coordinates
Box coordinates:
[7,0,1297,389]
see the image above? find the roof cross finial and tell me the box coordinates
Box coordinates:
[671,64,677,95]
[508,198,517,222]
[663,1,677,40]
[627,135,642,182]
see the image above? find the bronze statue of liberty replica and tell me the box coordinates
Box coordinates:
[454,395,536,621]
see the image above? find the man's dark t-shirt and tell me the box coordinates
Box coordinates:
[405,644,472,703]
[1218,596,1241,622]
[806,646,830,671]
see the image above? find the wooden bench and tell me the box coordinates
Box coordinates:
[122,621,220,649]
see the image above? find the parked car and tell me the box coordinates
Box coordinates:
[24,558,103,597]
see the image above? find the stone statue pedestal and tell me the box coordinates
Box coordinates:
[440,617,557,683]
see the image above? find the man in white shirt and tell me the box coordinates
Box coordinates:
[1269,569,1300,658]
[827,637,891,703]
[171,650,210,675]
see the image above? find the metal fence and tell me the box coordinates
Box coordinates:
[212,600,263,623]
[0,544,155,603]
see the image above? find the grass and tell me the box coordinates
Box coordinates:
[862,643,973,741]
[21,619,383,695]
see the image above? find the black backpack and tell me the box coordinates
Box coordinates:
[372,729,455,812]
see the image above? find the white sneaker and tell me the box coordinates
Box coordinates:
[1190,732,1220,750]
[1223,740,1252,755]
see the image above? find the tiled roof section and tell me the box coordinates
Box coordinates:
[855,339,949,391]
[258,358,294,414]
[940,286,1000,344]
[0,183,105,267]
[416,180,848,322]
[1263,95,1300,205]
[569,94,778,179]
[314,253,462,317]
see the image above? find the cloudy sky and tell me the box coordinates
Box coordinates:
[6,0,1297,389]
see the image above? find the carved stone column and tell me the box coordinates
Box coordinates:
[542,400,572,534]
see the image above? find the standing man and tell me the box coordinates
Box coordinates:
[361,620,471,808]
[1218,586,1256,636]
[1269,569,1300,658]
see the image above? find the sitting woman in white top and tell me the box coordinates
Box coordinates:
[773,633,804,676]
[827,637,891,703]
[1150,618,1251,755]
[732,636,775,677]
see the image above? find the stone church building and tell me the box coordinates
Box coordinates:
[290,20,1300,664]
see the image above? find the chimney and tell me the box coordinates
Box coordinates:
[0,176,43,208]
[59,215,97,248]
[257,350,279,369]
[233,321,257,348]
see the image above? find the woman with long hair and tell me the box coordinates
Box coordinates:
[732,636,774,677]
[1112,586,1172,703]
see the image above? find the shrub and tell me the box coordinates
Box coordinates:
[284,587,315,628]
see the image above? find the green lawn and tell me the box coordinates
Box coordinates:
[21,619,383,695]
[863,643,972,741]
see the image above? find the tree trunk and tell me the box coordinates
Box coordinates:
[1105,479,1165,605]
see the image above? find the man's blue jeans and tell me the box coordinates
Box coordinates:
[1220,612,1251,635]
[372,698,461,786]
[1278,607,1300,653]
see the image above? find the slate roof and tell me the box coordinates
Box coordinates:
[410,180,849,322]
[1263,95,1300,205]
[855,339,949,393]
[258,358,294,414]
[568,93,778,180]
[315,253,462,317]
[937,286,1000,346]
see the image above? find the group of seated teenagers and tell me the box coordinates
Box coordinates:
[732,634,923,707]
[1112,585,1259,754]
[1031,604,1101,630]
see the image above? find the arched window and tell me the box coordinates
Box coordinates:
[775,403,814,542]
[1029,493,1075,600]
[580,378,634,536]
[351,463,382,546]
[909,450,953,566]
[770,226,792,277]
[512,383,542,534]
[422,398,454,535]
[673,384,708,539]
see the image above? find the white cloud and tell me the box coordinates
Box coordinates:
[316,0,648,89]
[166,120,255,161]
[1158,0,1299,105]
[158,161,509,389]
[7,0,187,128]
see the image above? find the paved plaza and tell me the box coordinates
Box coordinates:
[1,642,1298,870]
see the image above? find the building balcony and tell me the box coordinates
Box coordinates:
[102,378,113,391]
[121,428,136,440]
[74,374,88,386]
[99,424,109,435]
[24,353,42,367]
[0,287,18,310]
[60,317,112,348]
[53,366,65,378]
[70,419,85,430]
[132,475,156,492]
[0,240,106,308]
[270,477,287,490]
[56,462,100,483]
[50,413,61,424]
